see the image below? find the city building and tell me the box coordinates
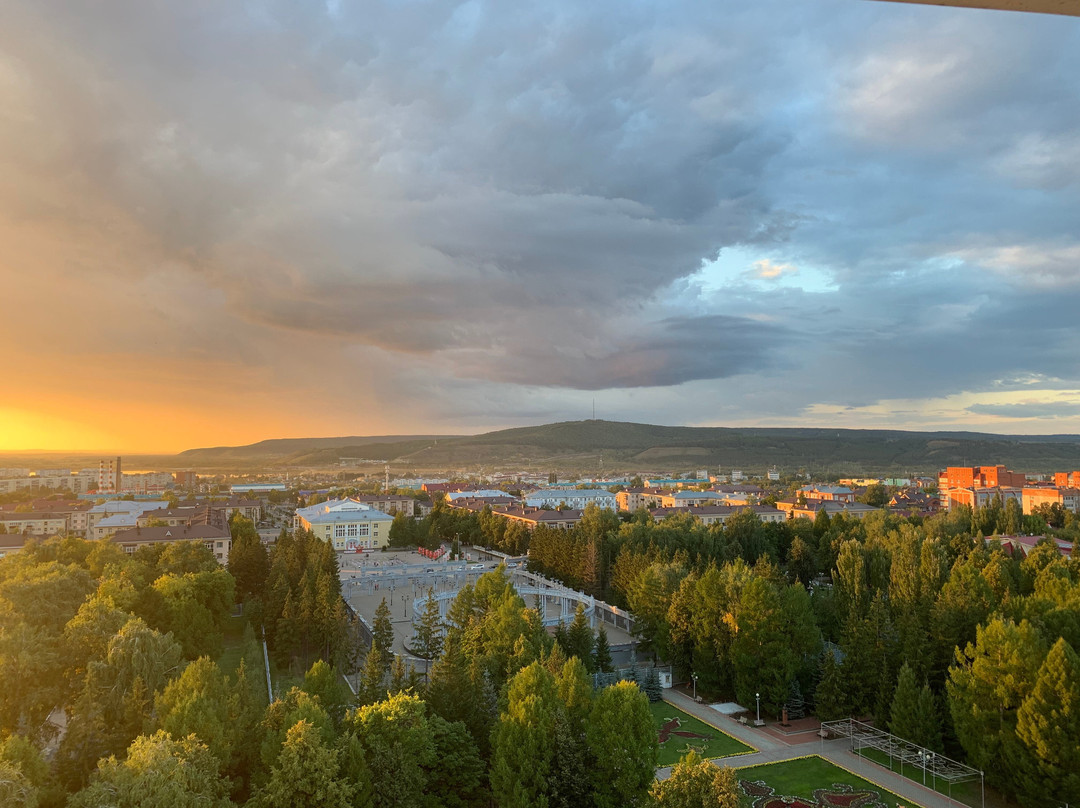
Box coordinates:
[1022,486,1080,515]
[786,501,881,520]
[111,524,232,564]
[615,488,666,511]
[293,499,393,551]
[649,504,786,527]
[493,506,584,530]
[524,488,617,510]
[97,457,122,496]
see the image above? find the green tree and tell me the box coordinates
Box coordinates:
[256,719,353,808]
[859,484,888,508]
[1014,638,1080,805]
[412,588,444,662]
[425,715,489,808]
[947,618,1047,795]
[593,624,614,673]
[155,656,232,768]
[815,651,847,720]
[491,662,559,808]
[347,692,435,808]
[650,751,740,808]
[564,602,595,670]
[372,598,394,665]
[302,659,350,725]
[586,680,657,808]
[228,514,269,603]
[67,731,232,808]
[889,662,941,751]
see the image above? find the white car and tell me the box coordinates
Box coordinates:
[470,563,486,570]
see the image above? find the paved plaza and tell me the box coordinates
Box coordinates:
[339,549,637,674]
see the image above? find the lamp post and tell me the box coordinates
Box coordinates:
[691,672,698,701]
[756,692,761,724]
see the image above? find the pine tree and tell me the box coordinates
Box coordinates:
[815,652,847,720]
[785,679,806,720]
[594,625,614,673]
[643,666,663,702]
[889,663,922,742]
[258,719,353,808]
[412,589,444,661]
[357,645,386,707]
[565,603,595,671]
[372,598,394,673]
[1015,638,1080,805]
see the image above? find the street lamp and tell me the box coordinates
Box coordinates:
[756,692,761,724]
[691,672,698,701]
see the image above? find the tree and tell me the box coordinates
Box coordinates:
[650,751,740,808]
[228,515,269,603]
[388,512,416,548]
[593,624,614,673]
[586,680,657,808]
[947,618,1047,795]
[412,588,444,662]
[1014,638,1080,805]
[347,692,435,808]
[644,666,663,702]
[889,663,941,751]
[815,651,847,720]
[256,719,353,808]
[302,659,350,725]
[564,602,595,670]
[424,715,488,808]
[154,656,232,768]
[372,598,394,666]
[491,662,560,808]
[67,731,232,808]
[859,484,888,508]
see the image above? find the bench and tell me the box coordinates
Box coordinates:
[739,716,749,725]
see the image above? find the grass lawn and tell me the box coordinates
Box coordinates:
[651,700,754,766]
[735,756,921,808]
[217,614,270,707]
[856,747,979,806]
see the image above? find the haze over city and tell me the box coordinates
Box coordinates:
[2,0,1079,452]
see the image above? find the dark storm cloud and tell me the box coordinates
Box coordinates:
[1,0,1079,436]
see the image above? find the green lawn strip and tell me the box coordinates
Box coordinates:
[651,700,754,767]
[856,747,980,806]
[216,614,269,707]
[734,756,922,808]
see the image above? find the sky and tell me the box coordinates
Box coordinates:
[1,0,1079,452]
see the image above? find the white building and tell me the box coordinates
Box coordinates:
[524,488,617,511]
[293,498,394,551]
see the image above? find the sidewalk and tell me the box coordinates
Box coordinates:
[659,690,991,808]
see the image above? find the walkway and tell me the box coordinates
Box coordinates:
[657,690,993,808]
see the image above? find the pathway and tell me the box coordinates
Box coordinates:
[657,690,994,808]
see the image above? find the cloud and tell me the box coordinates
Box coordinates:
[967,401,1080,420]
[0,0,1079,448]
[749,259,798,280]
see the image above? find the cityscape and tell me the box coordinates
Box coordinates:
[2,0,1079,807]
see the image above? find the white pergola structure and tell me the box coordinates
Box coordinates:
[820,718,984,808]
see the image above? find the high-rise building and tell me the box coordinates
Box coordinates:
[97,457,122,495]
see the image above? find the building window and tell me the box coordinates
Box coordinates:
[335,525,347,538]
[347,524,358,538]
[358,524,370,537]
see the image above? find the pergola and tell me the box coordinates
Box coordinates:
[820,718,984,807]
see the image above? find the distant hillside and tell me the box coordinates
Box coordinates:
[175,435,455,464]
[177,420,1080,474]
